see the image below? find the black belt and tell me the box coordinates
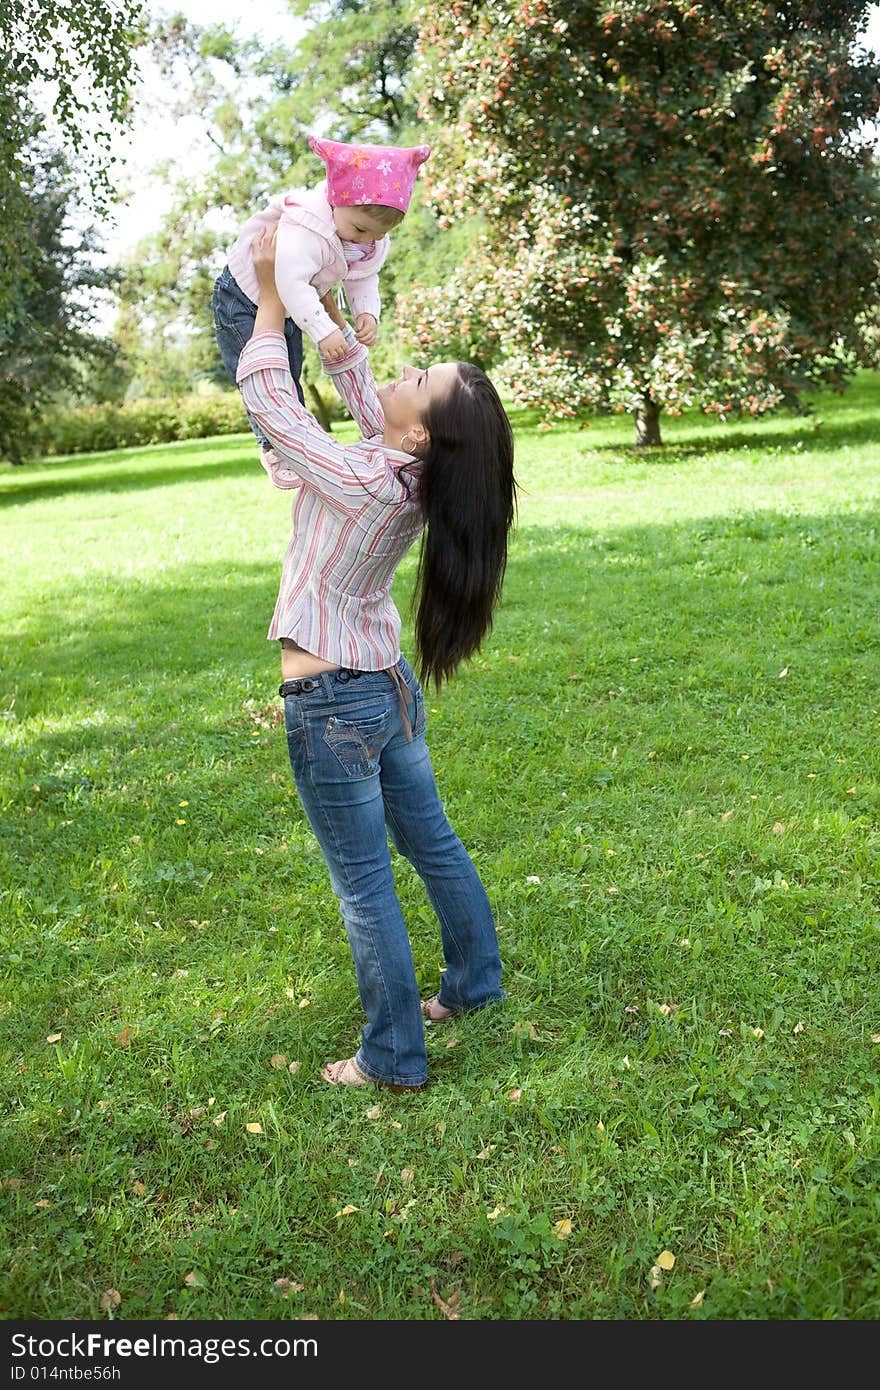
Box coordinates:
[279,668,362,697]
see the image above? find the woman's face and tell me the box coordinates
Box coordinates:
[378,362,458,441]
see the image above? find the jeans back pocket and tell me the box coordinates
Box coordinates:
[322,710,392,778]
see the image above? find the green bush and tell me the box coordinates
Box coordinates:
[41,391,251,456]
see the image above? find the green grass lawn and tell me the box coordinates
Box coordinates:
[1,373,879,1321]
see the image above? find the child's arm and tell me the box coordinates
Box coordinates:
[236,233,386,488]
[344,268,381,345]
[273,219,348,361]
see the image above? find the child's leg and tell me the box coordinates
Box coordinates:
[283,318,305,406]
[211,267,271,446]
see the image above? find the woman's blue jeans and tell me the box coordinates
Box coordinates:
[281,655,504,1087]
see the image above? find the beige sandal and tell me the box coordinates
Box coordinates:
[420,996,457,1023]
[320,1056,423,1092]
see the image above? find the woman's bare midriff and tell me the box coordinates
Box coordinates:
[280,637,350,678]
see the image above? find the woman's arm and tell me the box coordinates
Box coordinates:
[321,331,386,441]
[316,284,386,439]
[235,230,389,504]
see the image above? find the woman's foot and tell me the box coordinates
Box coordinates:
[320,1056,423,1092]
[420,996,457,1023]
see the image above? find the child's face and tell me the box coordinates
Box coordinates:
[332,206,390,244]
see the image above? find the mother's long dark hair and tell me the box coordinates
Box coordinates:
[412,363,517,690]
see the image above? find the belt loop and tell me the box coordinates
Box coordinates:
[319,671,336,701]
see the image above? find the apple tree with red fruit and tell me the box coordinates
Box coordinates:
[402,1,880,442]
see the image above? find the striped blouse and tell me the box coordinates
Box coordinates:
[236,329,424,670]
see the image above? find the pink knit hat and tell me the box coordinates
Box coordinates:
[308,135,431,214]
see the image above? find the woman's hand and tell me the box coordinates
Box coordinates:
[252,227,282,302]
[251,227,286,335]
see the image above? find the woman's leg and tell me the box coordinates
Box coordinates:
[380,659,504,1015]
[282,675,428,1087]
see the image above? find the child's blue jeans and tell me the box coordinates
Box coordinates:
[212,265,304,445]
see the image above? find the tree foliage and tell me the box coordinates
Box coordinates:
[0,139,122,464]
[0,1,145,321]
[405,0,880,441]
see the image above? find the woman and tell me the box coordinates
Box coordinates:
[235,227,516,1091]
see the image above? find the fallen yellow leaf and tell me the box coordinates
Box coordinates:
[131,1180,147,1197]
[486,1206,505,1221]
[34,1199,51,1209]
[288,1061,300,1074]
[691,1289,705,1307]
[554,1218,573,1239]
[506,1087,522,1101]
[335,1205,358,1217]
[365,1104,382,1120]
[656,1250,675,1270]
[771,822,785,835]
[212,1111,227,1127]
[401,1167,415,1185]
[269,1054,287,1069]
[115,1026,133,1047]
[46,1033,62,1044]
[871,1033,880,1045]
[721,810,734,822]
[245,1122,264,1134]
[100,1289,121,1313]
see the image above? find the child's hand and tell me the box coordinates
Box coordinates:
[355,313,378,346]
[319,329,349,362]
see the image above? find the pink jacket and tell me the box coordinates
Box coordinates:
[225,180,390,346]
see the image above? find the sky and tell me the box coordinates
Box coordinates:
[103,0,306,260]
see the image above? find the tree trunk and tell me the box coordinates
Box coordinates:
[302,363,333,433]
[633,393,662,446]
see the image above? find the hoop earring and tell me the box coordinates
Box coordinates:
[400,431,416,454]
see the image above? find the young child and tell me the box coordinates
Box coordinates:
[212,134,431,450]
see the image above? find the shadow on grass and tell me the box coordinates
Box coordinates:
[513,371,879,461]
[592,410,875,462]
[5,502,878,759]
[0,435,258,509]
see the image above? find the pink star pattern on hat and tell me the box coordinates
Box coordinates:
[308,135,431,214]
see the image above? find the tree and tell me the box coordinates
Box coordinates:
[0,138,121,464]
[406,1,880,443]
[0,1,145,321]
